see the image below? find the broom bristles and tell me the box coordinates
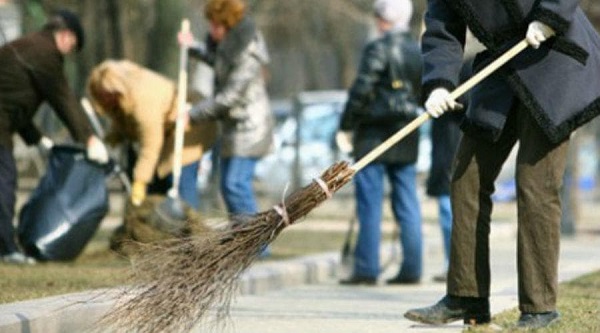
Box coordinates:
[97,161,354,333]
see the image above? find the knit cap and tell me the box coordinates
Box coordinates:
[373,0,413,32]
[52,9,85,51]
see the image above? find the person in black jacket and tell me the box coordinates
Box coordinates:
[337,0,423,286]
[0,9,108,265]
[405,0,600,329]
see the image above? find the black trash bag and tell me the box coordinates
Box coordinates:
[17,145,111,261]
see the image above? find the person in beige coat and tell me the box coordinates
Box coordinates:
[87,59,217,209]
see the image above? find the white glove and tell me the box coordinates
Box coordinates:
[335,131,353,154]
[38,136,54,154]
[177,30,196,47]
[526,21,555,49]
[86,135,109,164]
[424,88,463,118]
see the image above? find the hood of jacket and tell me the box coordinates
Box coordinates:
[218,16,269,65]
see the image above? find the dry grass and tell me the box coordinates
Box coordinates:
[0,229,130,304]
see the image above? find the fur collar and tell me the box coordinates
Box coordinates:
[448,0,527,50]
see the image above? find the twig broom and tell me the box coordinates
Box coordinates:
[98,39,529,333]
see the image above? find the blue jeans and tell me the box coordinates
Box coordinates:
[160,161,201,210]
[220,156,270,257]
[438,194,452,266]
[220,157,258,215]
[175,162,200,210]
[353,162,422,279]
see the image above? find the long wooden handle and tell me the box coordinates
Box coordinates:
[169,19,191,198]
[350,39,529,172]
[81,97,106,139]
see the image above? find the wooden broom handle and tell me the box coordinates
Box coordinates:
[169,19,191,198]
[350,39,529,172]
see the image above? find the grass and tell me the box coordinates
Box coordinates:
[467,270,600,332]
[0,229,130,303]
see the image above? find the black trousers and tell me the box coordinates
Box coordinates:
[0,145,18,254]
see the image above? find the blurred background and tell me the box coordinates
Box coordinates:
[2,0,600,227]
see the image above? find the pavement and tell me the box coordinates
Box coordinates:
[1,194,600,333]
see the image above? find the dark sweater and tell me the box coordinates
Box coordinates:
[0,29,92,149]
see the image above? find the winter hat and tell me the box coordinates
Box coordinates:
[373,0,413,32]
[45,9,85,51]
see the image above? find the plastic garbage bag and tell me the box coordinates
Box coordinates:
[17,145,110,261]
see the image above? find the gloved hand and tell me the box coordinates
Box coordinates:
[130,181,147,206]
[38,136,54,155]
[188,98,216,121]
[86,135,109,164]
[177,30,195,47]
[424,88,463,118]
[526,21,555,49]
[335,131,353,154]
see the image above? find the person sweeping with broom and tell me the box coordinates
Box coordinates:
[179,0,274,254]
[404,0,600,329]
[97,1,600,331]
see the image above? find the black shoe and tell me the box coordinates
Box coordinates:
[404,295,491,325]
[339,275,377,286]
[386,275,420,285]
[517,311,560,329]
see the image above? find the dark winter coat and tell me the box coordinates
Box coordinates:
[426,58,473,196]
[0,29,93,150]
[340,30,422,164]
[422,0,600,143]
[426,112,462,196]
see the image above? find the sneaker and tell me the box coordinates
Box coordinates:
[517,311,560,329]
[404,295,490,325]
[2,252,37,265]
